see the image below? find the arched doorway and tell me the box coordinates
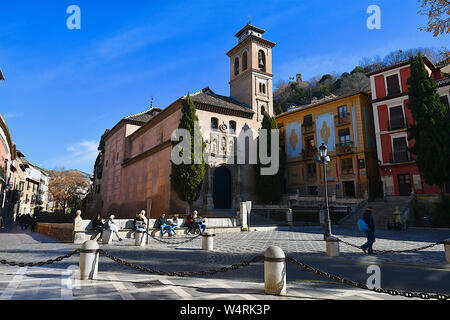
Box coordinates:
[213,166,232,209]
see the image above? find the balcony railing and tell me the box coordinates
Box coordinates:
[341,168,354,175]
[336,141,354,155]
[388,119,407,131]
[334,113,352,126]
[301,122,315,134]
[302,148,317,160]
[390,151,411,163]
[306,172,317,181]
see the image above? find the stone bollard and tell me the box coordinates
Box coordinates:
[102,230,113,244]
[135,230,147,247]
[79,240,99,280]
[286,209,293,228]
[202,232,215,251]
[444,239,450,263]
[73,210,85,244]
[264,246,286,296]
[239,202,248,229]
[325,236,340,257]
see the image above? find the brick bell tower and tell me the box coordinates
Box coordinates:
[226,24,276,122]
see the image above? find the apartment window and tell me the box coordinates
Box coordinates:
[341,158,353,173]
[306,163,316,176]
[304,136,315,152]
[392,137,409,162]
[338,128,351,145]
[303,114,313,125]
[338,105,348,118]
[229,121,236,134]
[211,117,218,131]
[389,105,405,130]
[386,74,401,96]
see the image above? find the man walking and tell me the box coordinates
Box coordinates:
[361,206,376,255]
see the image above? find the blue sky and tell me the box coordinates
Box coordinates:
[0,0,447,174]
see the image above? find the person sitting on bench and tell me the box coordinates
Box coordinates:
[157,213,172,237]
[134,211,147,232]
[107,215,123,241]
[92,215,104,239]
[170,215,179,237]
[186,215,196,234]
[195,214,207,234]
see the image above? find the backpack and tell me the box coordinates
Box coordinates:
[357,218,368,232]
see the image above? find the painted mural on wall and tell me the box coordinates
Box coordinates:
[286,121,301,158]
[316,113,335,151]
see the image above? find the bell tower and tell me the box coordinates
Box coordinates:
[226,24,276,121]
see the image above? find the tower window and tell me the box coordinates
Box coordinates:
[211,117,218,131]
[242,51,248,70]
[234,57,239,76]
[258,50,266,72]
[259,83,266,94]
[229,121,236,134]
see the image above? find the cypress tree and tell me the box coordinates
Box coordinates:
[406,55,450,196]
[170,94,206,212]
[254,113,285,203]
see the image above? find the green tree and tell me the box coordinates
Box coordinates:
[407,55,450,196]
[254,113,285,203]
[170,94,206,213]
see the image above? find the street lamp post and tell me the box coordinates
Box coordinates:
[315,143,332,240]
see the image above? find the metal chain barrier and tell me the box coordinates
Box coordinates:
[99,249,264,277]
[148,233,202,245]
[0,249,79,268]
[285,256,449,300]
[336,237,444,254]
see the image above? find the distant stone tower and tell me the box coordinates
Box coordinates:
[226,24,276,122]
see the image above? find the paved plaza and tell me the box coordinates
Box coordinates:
[0,225,449,300]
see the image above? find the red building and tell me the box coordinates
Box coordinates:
[368,57,450,196]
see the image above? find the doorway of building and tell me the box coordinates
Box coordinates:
[397,174,412,196]
[213,166,232,209]
[343,181,356,197]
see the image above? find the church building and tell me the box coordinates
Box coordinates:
[88,24,277,218]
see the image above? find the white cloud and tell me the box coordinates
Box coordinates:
[47,140,99,173]
[4,112,24,119]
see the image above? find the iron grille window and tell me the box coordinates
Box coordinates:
[392,137,409,162]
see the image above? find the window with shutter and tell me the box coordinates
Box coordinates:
[389,106,405,130]
[386,74,401,95]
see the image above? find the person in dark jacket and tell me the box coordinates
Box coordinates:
[92,216,104,239]
[361,207,376,255]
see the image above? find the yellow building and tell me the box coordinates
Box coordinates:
[276,92,382,199]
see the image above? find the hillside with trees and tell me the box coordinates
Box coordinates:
[274,47,448,115]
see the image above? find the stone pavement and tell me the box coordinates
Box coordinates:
[0,225,449,300]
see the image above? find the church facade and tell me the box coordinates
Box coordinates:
[87,24,276,219]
